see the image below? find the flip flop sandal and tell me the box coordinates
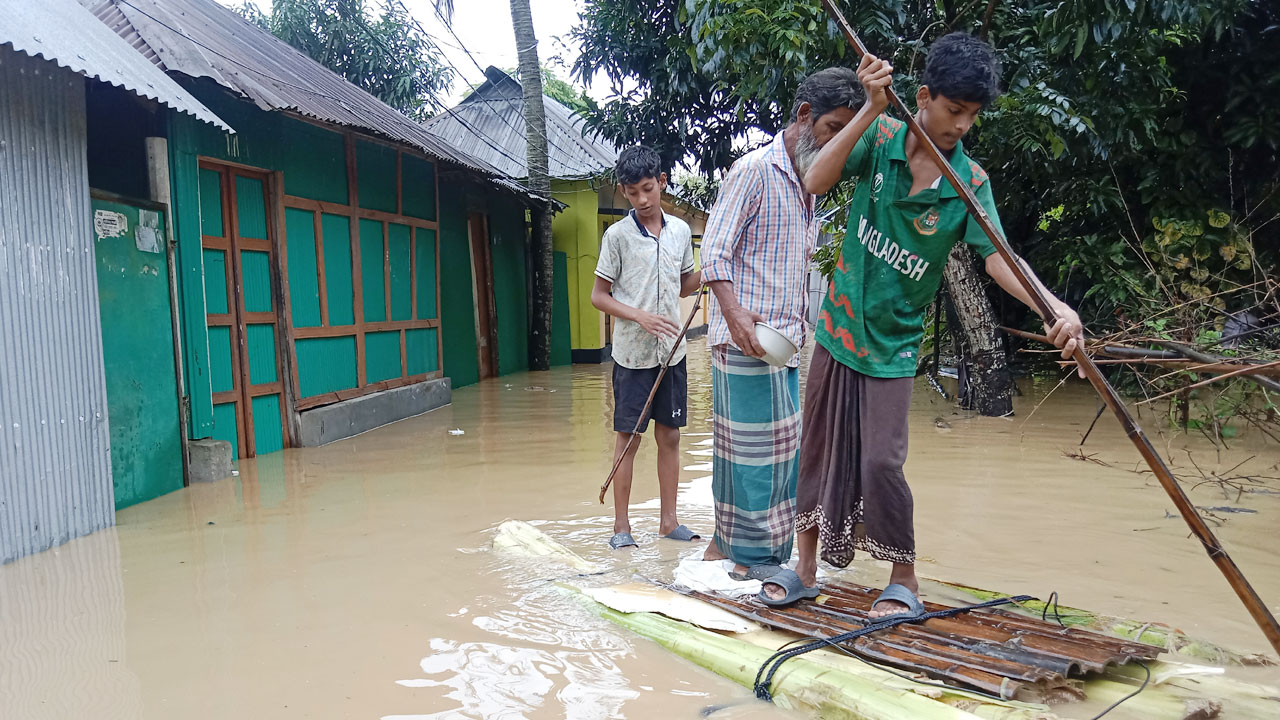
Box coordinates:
[661,524,702,542]
[729,564,784,582]
[608,532,638,550]
[758,569,820,606]
[871,583,926,620]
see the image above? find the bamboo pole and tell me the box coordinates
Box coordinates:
[818,0,1280,656]
[999,326,1056,345]
[939,581,1278,667]
[734,629,1058,719]
[1056,358,1280,377]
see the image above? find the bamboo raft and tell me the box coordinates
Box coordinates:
[680,581,1161,702]
[493,521,1280,718]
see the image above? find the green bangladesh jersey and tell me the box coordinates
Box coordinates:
[816,115,1002,378]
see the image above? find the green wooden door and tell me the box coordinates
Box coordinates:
[91,193,184,509]
[199,162,289,458]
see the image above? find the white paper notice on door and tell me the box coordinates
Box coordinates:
[136,209,162,253]
[94,210,127,240]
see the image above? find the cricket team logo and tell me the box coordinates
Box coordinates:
[913,207,941,235]
[871,172,884,202]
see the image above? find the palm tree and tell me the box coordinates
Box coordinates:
[507,0,554,371]
[432,0,554,370]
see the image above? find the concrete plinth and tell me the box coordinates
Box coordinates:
[299,378,451,447]
[188,438,233,483]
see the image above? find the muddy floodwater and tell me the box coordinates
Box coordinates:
[2,337,1278,719]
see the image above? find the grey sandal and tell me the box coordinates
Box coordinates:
[871,583,926,620]
[729,564,784,581]
[608,532,638,550]
[661,524,701,542]
[758,569,820,606]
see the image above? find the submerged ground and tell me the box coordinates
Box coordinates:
[2,337,1277,719]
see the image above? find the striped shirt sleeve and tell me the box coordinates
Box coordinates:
[700,161,763,284]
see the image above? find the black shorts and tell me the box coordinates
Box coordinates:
[612,359,688,433]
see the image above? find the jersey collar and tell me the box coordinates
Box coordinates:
[885,123,974,199]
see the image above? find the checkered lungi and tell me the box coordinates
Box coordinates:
[710,345,802,567]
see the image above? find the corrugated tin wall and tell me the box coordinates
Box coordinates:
[0,50,114,565]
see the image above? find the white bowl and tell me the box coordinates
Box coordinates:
[754,322,798,367]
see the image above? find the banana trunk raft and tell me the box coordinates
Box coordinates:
[494,521,1280,719]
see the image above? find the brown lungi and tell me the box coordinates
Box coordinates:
[795,343,916,567]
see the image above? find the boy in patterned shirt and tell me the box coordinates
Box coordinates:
[591,146,702,549]
[759,34,1085,612]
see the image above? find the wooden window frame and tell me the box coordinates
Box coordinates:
[279,132,444,412]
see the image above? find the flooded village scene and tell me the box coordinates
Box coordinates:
[2,1,1279,719]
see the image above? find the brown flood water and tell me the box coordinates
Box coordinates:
[2,337,1277,719]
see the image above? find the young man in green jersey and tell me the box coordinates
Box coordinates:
[760,33,1085,613]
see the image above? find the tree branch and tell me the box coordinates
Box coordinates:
[981,0,1000,41]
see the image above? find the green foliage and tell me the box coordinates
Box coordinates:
[572,0,903,172]
[539,66,592,115]
[973,0,1279,329]
[573,0,1279,332]
[237,0,453,120]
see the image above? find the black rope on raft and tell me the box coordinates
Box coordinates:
[751,595,1034,701]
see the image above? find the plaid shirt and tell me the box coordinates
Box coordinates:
[701,130,817,367]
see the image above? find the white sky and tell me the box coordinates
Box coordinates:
[227,0,610,104]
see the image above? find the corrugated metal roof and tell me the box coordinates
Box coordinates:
[424,67,619,180]
[79,0,533,195]
[0,0,230,131]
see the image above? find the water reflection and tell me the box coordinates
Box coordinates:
[392,638,638,720]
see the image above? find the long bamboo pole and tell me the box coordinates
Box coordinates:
[818,0,1280,656]
[598,287,706,503]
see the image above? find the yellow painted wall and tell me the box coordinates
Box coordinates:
[551,179,605,351]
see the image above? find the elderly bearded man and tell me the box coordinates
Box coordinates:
[699,67,865,581]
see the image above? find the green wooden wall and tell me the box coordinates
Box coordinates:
[171,84,561,438]
[169,85,355,440]
[488,204,529,377]
[169,84,442,442]
[436,180,536,383]
[438,180,480,388]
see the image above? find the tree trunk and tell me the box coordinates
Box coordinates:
[942,245,1014,416]
[509,0,553,370]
